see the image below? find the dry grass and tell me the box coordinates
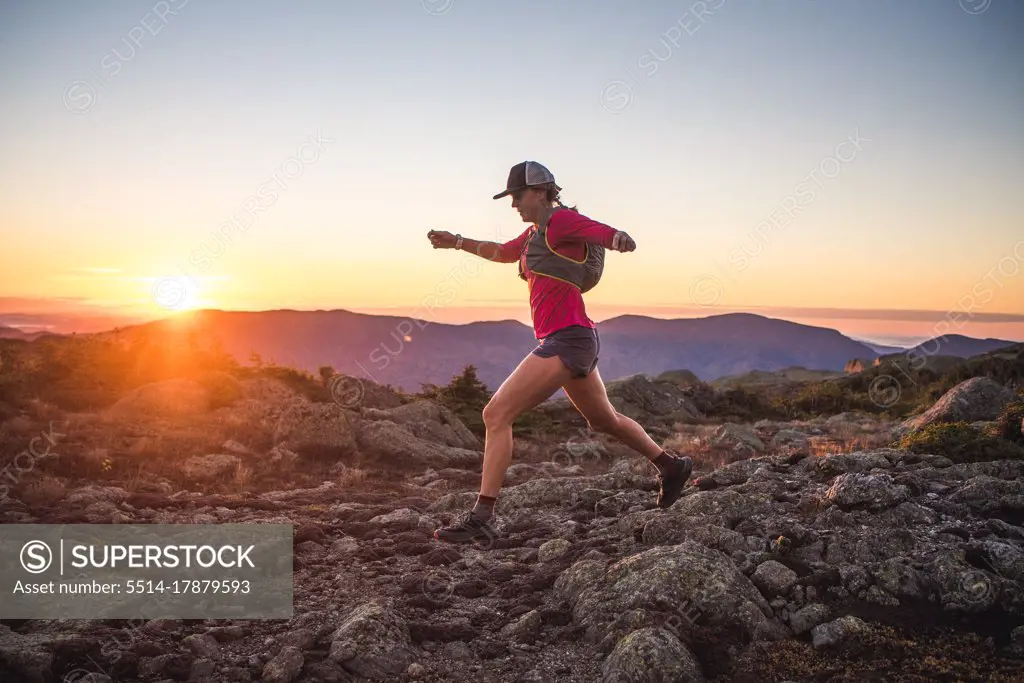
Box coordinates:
[16,474,69,506]
[660,421,899,474]
[232,464,253,490]
[808,432,893,458]
[335,466,368,488]
[663,430,752,472]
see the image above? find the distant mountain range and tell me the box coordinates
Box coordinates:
[92,309,1010,392]
[900,334,1018,359]
[0,325,33,340]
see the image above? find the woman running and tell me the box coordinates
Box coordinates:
[426,161,693,543]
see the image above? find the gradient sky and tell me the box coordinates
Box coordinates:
[1,0,1022,344]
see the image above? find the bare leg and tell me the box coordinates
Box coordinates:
[562,367,664,459]
[479,352,574,496]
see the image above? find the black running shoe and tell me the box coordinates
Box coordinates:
[433,511,498,545]
[657,455,693,509]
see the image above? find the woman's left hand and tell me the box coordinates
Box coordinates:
[612,231,636,252]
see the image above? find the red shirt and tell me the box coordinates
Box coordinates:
[496,208,619,339]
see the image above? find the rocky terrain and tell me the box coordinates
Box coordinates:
[1,369,1023,682]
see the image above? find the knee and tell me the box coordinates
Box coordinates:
[482,400,514,431]
[587,411,621,435]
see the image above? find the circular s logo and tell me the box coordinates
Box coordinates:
[21,540,53,574]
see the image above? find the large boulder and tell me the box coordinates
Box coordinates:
[327,373,405,410]
[601,627,706,683]
[822,473,910,510]
[106,379,209,418]
[541,374,701,425]
[273,402,358,457]
[655,369,702,388]
[902,377,1015,434]
[556,542,789,652]
[710,423,765,455]
[328,601,414,680]
[359,400,479,449]
[799,449,897,480]
[355,420,480,469]
[65,486,130,506]
[770,429,809,454]
[605,374,702,423]
[182,454,241,481]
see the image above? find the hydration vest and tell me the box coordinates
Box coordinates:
[517,206,606,293]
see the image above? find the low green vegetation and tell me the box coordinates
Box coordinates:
[418,364,491,436]
[895,421,1024,464]
[995,393,1024,444]
[418,364,553,439]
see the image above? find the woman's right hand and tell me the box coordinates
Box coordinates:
[427,230,457,249]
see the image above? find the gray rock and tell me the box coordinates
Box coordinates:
[222,439,254,455]
[563,542,788,650]
[811,615,869,648]
[702,458,772,487]
[823,473,909,510]
[803,450,893,479]
[499,610,543,644]
[182,454,241,481]
[328,601,414,680]
[190,659,216,680]
[789,603,830,635]
[273,401,358,455]
[874,501,939,527]
[368,508,422,529]
[539,538,571,563]
[751,560,799,597]
[441,641,473,659]
[138,654,179,677]
[949,476,1024,518]
[976,539,1024,582]
[142,619,180,634]
[601,627,706,683]
[683,525,750,555]
[107,378,209,417]
[183,633,220,657]
[360,400,479,449]
[839,564,869,593]
[262,646,303,683]
[771,429,810,453]
[710,422,765,454]
[504,463,540,485]
[902,377,1015,433]
[267,447,299,468]
[605,374,702,423]
[872,559,925,600]
[277,628,315,650]
[65,486,129,506]
[554,559,607,604]
[664,489,776,528]
[595,493,638,517]
[863,585,900,606]
[205,625,248,641]
[355,420,480,469]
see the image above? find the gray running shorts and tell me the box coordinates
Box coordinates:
[531,324,600,378]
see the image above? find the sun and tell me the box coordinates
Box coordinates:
[148,275,213,314]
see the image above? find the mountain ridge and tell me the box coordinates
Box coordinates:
[91,309,882,391]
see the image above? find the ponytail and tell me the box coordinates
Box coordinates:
[546,184,578,212]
